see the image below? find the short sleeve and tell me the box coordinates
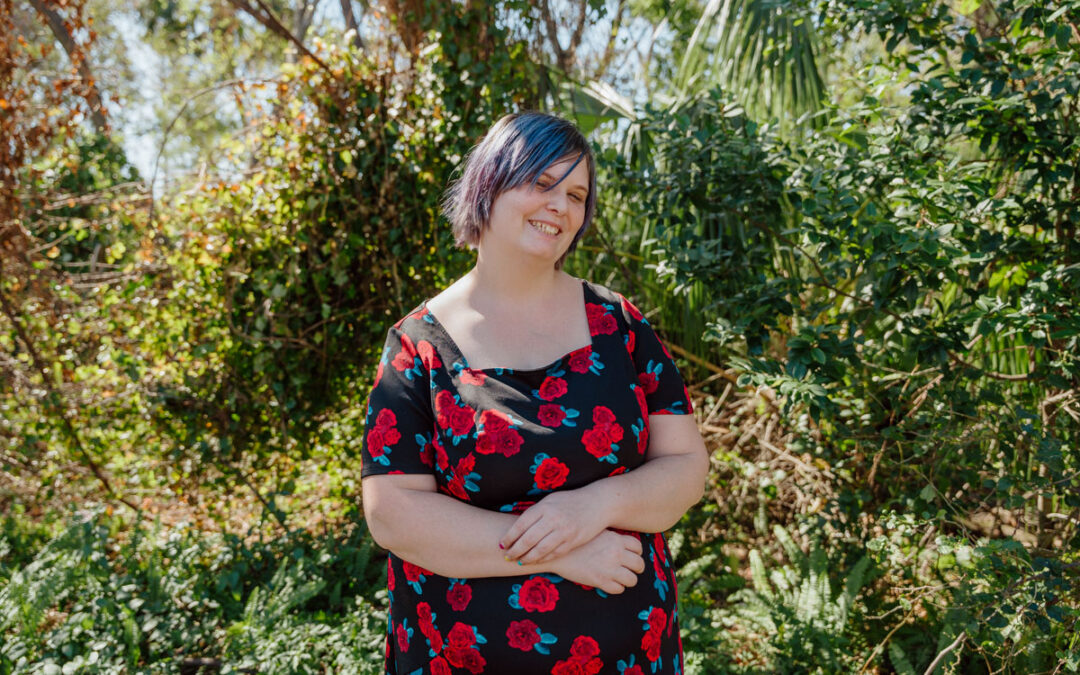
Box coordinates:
[618,295,694,415]
[360,324,437,477]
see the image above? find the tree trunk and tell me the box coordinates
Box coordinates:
[27,0,108,135]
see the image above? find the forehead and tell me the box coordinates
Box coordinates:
[539,156,590,190]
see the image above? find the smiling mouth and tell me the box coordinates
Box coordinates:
[529,220,560,236]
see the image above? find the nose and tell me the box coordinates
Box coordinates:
[545,188,568,214]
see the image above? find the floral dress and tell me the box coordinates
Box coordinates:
[361,280,694,675]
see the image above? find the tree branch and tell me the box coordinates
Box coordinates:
[27,0,108,135]
[594,0,626,79]
[0,257,138,511]
[339,0,365,50]
[225,0,333,74]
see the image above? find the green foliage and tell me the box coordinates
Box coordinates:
[729,527,869,673]
[0,511,385,674]
[151,7,537,487]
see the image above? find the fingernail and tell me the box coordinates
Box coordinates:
[498,543,504,550]
[504,555,511,561]
[517,560,524,566]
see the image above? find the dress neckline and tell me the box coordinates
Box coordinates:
[422,278,594,375]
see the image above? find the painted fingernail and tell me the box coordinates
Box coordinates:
[498,543,504,550]
[517,560,524,566]
[504,555,511,561]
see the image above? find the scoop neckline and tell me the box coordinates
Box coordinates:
[422,278,595,375]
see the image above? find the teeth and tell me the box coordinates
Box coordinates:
[530,221,559,235]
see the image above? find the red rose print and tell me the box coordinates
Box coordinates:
[621,296,646,321]
[535,457,569,490]
[509,500,535,514]
[479,409,511,433]
[537,376,568,401]
[582,427,611,459]
[639,370,659,394]
[396,622,409,651]
[537,404,567,427]
[446,582,472,611]
[387,559,395,591]
[586,303,618,335]
[592,406,616,426]
[582,421,623,459]
[625,328,636,355]
[518,576,559,612]
[417,339,442,369]
[607,466,628,477]
[402,561,430,583]
[367,409,401,456]
[416,602,432,627]
[633,386,648,418]
[436,390,475,437]
[392,332,419,371]
[642,629,662,662]
[430,656,451,675]
[569,635,599,661]
[447,453,476,500]
[434,435,449,471]
[551,661,584,675]
[506,620,541,651]
[391,349,413,372]
[446,646,486,674]
[477,410,522,456]
[624,667,644,675]
[448,476,468,500]
[583,660,602,675]
[567,346,593,373]
[447,622,476,649]
[494,428,523,457]
[647,606,667,632]
[459,369,487,386]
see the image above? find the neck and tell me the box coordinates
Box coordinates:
[467,250,564,307]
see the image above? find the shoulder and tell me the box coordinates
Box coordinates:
[582,280,648,323]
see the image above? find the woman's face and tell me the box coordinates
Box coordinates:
[480,156,590,267]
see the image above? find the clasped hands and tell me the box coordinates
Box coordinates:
[498,487,645,595]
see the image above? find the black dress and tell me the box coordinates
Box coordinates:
[361,280,694,675]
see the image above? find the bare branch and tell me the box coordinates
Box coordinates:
[225,0,333,74]
[339,0,365,50]
[594,0,626,80]
[27,0,108,134]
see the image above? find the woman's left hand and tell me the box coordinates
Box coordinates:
[499,488,610,565]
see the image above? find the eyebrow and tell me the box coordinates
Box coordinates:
[538,170,588,194]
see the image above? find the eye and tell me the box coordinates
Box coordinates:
[570,193,586,203]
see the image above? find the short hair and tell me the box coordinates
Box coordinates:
[441,112,596,269]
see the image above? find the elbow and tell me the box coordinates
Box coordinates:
[361,485,401,552]
[684,446,710,509]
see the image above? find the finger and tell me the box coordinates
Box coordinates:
[517,531,563,565]
[620,550,645,574]
[504,522,553,561]
[615,566,638,588]
[623,535,643,555]
[533,533,584,564]
[601,579,627,595]
[499,511,540,551]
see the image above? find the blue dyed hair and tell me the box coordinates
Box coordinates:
[441,112,596,269]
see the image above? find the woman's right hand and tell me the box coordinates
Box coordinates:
[548,529,645,595]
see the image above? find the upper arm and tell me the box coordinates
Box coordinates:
[618,295,694,416]
[362,473,439,548]
[645,413,707,461]
[361,324,438,478]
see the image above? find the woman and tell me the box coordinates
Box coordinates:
[361,112,709,674]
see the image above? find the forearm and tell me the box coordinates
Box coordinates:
[365,481,555,578]
[587,451,709,533]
